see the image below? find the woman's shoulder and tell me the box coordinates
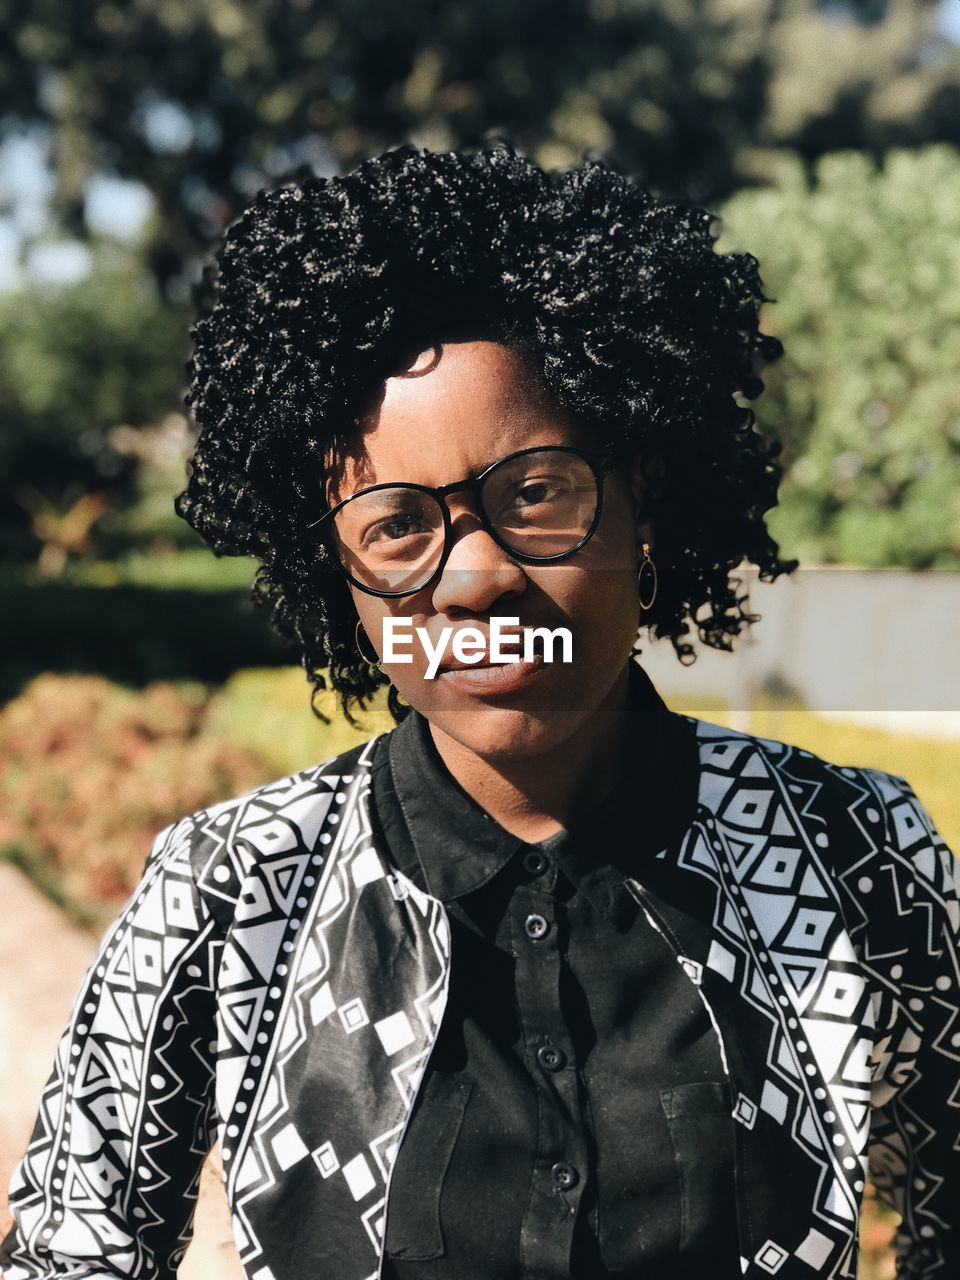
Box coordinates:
[683,711,915,798]
[682,712,956,898]
[152,731,392,923]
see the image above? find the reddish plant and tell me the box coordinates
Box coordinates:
[0,673,273,924]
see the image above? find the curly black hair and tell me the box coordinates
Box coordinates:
[177,140,797,727]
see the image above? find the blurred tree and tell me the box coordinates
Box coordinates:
[0,0,957,293]
[0,249,191,564]
[751,0,960,171]
[717,145,960,568]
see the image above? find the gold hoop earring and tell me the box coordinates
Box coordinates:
[637,542,658,612]
[355,619,382,669]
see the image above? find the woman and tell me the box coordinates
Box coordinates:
[3,143,958,1280]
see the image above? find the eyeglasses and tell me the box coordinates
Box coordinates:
[306,444,622,599]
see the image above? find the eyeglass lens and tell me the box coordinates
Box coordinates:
[330,449,601,594]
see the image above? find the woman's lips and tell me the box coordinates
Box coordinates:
[435,652,549,696]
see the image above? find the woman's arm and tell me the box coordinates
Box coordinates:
[863,772,960,1278]
[1,813,223,1280]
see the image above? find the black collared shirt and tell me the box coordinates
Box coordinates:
[369,663,741,1278]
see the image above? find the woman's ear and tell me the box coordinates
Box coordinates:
[628,454,661,551]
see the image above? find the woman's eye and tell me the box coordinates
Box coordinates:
[364,514,429,544]
[513,480,561,506]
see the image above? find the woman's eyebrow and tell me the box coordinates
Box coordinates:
[334,441,575,504]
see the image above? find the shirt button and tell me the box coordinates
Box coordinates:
[524,913,549,939]
[537,1043,566,1072]
[552,1162,579,1190]
[522,850,550,877]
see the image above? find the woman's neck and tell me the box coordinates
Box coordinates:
[427,665,633,843]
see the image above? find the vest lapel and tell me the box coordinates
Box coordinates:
[221,739,452,1280]
[219,716,872,1280]
[626,719,867,1279]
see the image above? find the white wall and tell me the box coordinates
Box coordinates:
[638,566,960,738]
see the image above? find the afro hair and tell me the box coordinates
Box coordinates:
[177,140,797,726]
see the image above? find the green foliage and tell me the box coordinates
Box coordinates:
[717,145,960,567]
[3,3,959,578]
[204,667,395,776]
[0,256,186,438]
[0,251,190,559]
[55,548,260,591]
[1,1,958,288]
[0,570,294,702]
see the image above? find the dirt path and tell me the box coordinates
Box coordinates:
[0,865,242,1279]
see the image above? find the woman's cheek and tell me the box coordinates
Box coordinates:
[381,621,439,701]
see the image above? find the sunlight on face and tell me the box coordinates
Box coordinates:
[326,340,651,766]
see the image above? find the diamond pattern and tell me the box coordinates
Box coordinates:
[3,722,959,1280]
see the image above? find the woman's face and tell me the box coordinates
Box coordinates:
[325,340,652,765]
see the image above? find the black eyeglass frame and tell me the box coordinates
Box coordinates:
[305,444,624,599]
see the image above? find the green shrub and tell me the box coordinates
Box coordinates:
[0,674,274,925]
[0,255,190,561]
[0,573,292,702]
[718,146,960,569]
[204,666,394,776]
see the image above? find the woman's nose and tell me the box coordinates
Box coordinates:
[429,508,527,616]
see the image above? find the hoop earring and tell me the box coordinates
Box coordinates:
[637,542,658,612]
[355,620,382,669]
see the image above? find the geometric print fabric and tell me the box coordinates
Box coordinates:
[2,718,958,1280]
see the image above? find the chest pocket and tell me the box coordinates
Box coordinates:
[659,1080,738,1255]
[383,1073,474,1261]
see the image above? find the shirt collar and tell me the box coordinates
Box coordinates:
[386,661,699,925]
[387,698,524,903]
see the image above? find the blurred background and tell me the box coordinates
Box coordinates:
[2,2,960,1276]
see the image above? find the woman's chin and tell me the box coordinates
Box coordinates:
[394,683,566,763]
[434,713,566,766]
[389,656,627,766]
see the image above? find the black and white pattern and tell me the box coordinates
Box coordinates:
[2,717,958,1279]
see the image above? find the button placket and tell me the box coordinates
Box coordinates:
[522,849,552,879]
[552,1161,579,1190]
[537,1043,566,1071]
[510,865,590,1276]
[525,912,550,940]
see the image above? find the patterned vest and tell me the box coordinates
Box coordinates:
[3,716,959,1280]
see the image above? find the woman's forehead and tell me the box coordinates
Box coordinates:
[324,340,596,499]
[374,340,562,436]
